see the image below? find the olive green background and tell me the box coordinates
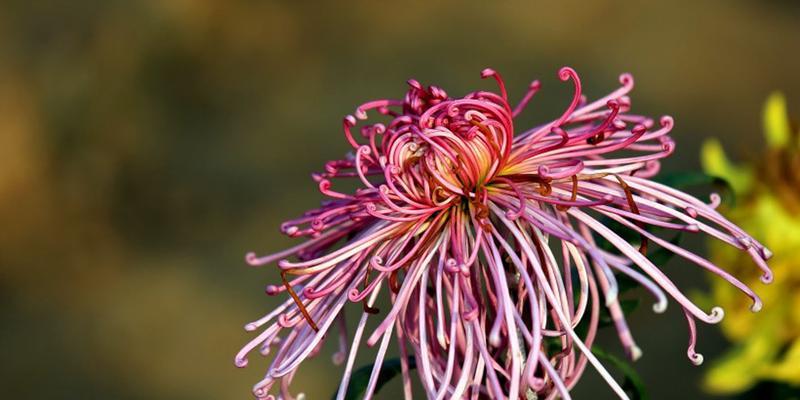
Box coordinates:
[1,1,798,399]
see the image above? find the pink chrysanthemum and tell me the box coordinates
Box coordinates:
[236,68,772,399]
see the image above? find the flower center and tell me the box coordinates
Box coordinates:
[390,83,514,200]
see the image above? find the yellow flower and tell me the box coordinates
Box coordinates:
[701,92,800,394]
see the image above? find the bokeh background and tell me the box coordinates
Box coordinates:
[2,1,799,399]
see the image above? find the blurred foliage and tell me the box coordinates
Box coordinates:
[698,93,800,395]
[592,346,649,400]
[0,1,799,399]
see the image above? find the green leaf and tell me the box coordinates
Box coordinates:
[653,170,724,188]
[615,274,642,294]
[653,171,736,206]
[334,357,416,400]
[598,298,640,328]
[592,346,648,400]
[544,336,565,355]
[646,231,683,266]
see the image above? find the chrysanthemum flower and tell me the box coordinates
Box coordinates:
[699,92,799,394]
[237,67,772,400]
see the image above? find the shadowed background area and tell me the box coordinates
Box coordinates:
[1,1,799,399]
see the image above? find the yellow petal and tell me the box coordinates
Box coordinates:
[700,139,752,194]
[760,339,800,385]
[763,92,791,149]
[704,333,780,394]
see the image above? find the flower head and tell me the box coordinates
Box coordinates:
[237,68,771,399]
[700,92,799,394]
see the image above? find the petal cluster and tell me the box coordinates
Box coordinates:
[237,68,771,400]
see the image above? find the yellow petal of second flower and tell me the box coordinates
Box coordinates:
[704,332,781,394]
[763,92,791,149]
[700,139,752,194]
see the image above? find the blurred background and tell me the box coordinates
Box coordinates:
[1,0,799,399]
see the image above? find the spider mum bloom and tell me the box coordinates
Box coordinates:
[236,67,772,400]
